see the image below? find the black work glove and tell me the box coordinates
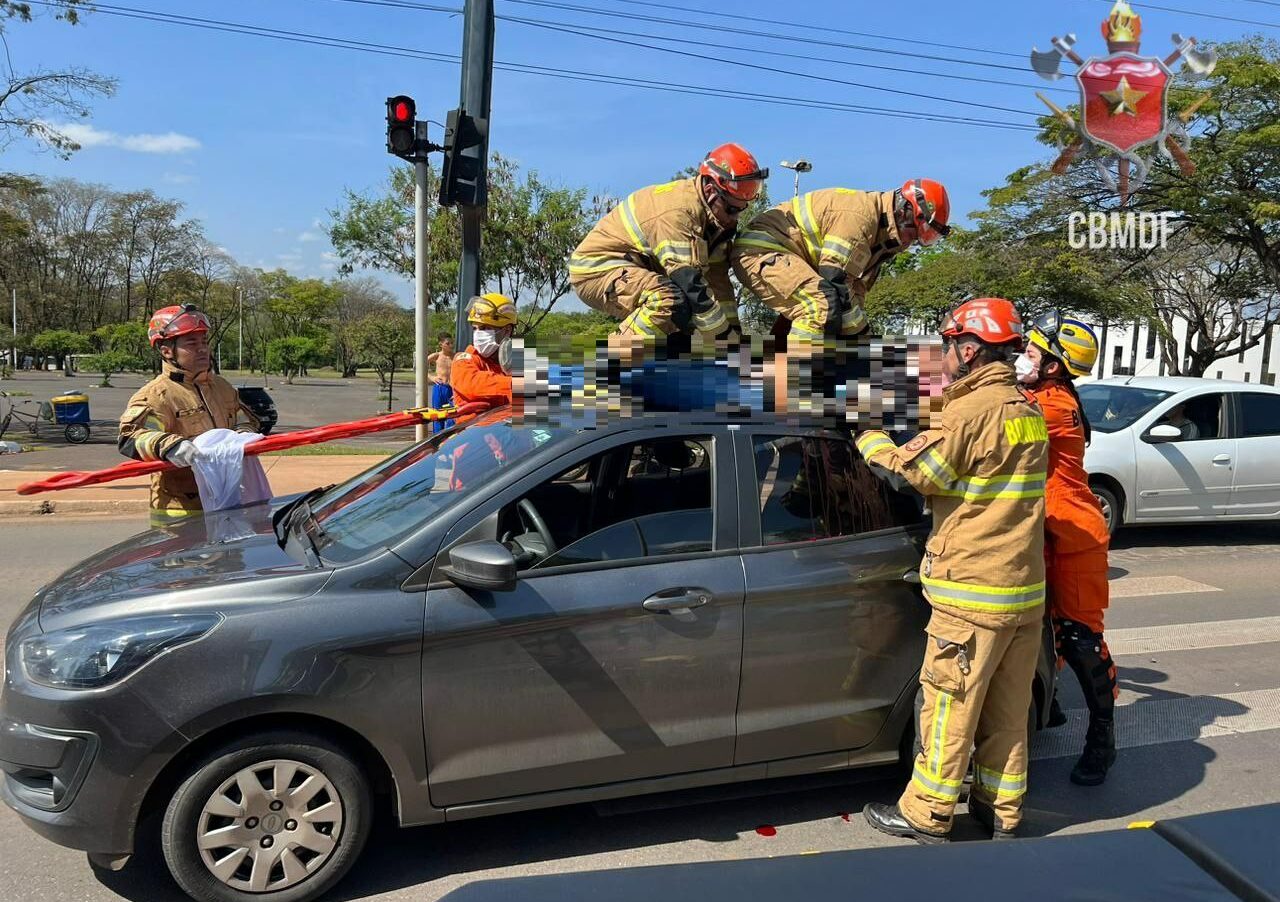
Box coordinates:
[817,264,852,328]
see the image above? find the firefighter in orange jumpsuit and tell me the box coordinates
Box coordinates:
[1016,312,1116,786]
[451,294,517,409]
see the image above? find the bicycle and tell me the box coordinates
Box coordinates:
[0,391,91,444]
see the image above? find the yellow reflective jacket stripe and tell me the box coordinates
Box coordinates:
[920,575,1047,613]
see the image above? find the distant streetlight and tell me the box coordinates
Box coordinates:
[779,159,813,198]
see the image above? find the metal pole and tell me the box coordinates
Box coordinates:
[793,170,800,198]
[454,0,495,352]
[10,288,16,369]
[238,287,244,372]
[415,123,430,442]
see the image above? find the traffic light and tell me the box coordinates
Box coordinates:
[438,107,488,207]
[386,95,417,160]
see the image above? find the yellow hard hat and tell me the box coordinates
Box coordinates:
[466,293,518,328]
[1028,311,1099,378]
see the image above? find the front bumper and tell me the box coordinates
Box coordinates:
[0,658,184,857]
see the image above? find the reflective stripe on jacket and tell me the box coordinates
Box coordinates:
[1033,380,1110,554]
[856,362,1048,627]
[118,362,259,516]
[569,178,737,308]
[733,188,903,299]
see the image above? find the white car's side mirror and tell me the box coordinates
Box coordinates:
[1144,424,1183,443]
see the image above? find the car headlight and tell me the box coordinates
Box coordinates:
[20,614,222,690]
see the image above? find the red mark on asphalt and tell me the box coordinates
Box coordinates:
[839,812,850,821]
[755,825,777,837]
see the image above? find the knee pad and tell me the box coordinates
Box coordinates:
[1056,619,1119,712]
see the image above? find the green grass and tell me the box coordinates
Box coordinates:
[262,443,403,456]
[1,390,32,397]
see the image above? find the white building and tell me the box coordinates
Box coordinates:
[1087,317,1278,385]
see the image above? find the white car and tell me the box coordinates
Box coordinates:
[1079,377,1280,534]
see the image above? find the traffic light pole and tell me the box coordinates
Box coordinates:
[414,122,431,441]
[453,0,494,352]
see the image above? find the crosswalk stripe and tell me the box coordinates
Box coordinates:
[1108,575,1221,599]
[1107,615,1280,656]
[1032,687,1280,760]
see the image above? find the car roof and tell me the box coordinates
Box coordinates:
[477,405,855,434]
[1085,376,1280,394]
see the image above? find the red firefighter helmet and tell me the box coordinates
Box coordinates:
[899,178,951,246]
[941,298,1024,346]
[148,304,211,347]
[699,143,769,204]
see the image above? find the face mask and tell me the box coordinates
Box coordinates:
[473,328,500,358]
[1014,353,1038,384]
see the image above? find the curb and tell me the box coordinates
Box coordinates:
[0,499,150,518]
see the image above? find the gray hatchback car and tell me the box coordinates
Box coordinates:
[1,409,1054,902]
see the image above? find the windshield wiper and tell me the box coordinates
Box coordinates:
[273,485,332,549]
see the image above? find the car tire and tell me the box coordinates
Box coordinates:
[1091,484,1120,537]
[161,731,372,902]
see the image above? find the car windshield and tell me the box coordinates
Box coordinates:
[308,410,574,562]
[1078,384,1173,433]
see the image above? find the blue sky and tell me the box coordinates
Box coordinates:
[3,0,1270,308]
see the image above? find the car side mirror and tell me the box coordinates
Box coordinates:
[440,540,517,592]
[1144,424,1182,444]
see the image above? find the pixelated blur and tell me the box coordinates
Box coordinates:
[509,333,945,431]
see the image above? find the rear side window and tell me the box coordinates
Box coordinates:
[753,435,922,545]
[1240,393,1280,438]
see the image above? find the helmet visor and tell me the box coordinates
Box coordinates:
[158,306,211,341]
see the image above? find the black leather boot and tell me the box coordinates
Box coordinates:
[1071,717,1117,786]
[862,803,949,844]
[968,796,1018,840]
[1047,694,1068,728]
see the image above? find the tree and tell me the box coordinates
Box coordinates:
[329,154,597,328]
[0,2,116,158]
[353,310,414,410]
[1135,234,1274,376]
[973,38,1280,375]
[266,336,321,385]
[30,328,88,370]
[1125,38,1280,294]
[82,349,137,387]
[331,277,398,377]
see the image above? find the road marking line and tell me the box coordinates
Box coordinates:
[1108,616,1280,656]
[1108,575,1221,599]
[1032,687,1280,760]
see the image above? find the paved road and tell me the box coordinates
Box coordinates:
[1,370,414,472]
[1,519,1278,901]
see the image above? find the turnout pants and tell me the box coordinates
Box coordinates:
[572,265,715,338]
[902,607,1042,835]
[732,249,865,341]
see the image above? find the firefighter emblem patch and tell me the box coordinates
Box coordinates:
[904,435,928,454]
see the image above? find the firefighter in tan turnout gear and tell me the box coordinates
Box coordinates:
[569,143,767,341]
[856,298,1048,843]
[732,179,950,343]
[119,304,260,527]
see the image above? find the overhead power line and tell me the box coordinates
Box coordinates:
[502,14,1041,118]
[594,0,1029,59]
[1078,0,1280,29]
[37,1,1042,133]
[355,0,1041,76]
[317,0,1071,95]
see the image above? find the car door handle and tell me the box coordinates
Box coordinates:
[643,588,711,614]
[1212,455,1231,465]
[902,570,922,585]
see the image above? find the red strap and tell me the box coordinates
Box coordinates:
[15,403,488,496]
